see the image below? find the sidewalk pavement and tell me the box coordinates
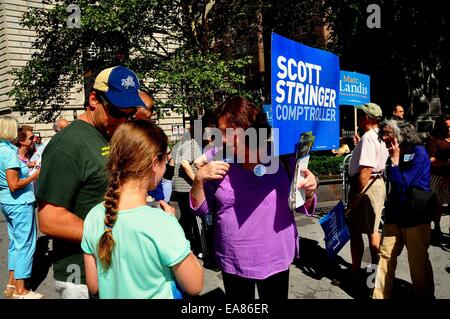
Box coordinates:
[1,201,449,299]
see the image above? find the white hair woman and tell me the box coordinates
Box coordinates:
[0,116,42,298]
[372,119,435,299]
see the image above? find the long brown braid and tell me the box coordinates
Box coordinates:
[97,120,168,271]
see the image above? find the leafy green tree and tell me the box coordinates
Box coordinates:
[151,0,256,117]
[11,0,165,122]
[9,0,254,122]
[17,0,446,125]
[154,52,251,117]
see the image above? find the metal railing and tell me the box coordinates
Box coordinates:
[340,153,353,205]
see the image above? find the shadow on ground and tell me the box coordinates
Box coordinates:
[430,230,450,252]
[430,208,450,251]
[293,237,413,299]
[27,235,52,291]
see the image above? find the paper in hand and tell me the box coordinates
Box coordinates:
[289,132,315,211]
[29,157,41,176]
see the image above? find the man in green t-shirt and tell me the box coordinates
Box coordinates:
[36,65,144,299]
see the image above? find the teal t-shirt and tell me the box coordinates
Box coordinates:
[0,140,35,205]
[81,203,191,299]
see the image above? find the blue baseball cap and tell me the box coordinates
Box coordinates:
[93,65,144,109]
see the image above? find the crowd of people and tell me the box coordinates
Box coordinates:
[346,104,448,299]
[0,64,448,299]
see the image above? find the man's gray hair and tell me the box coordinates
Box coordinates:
[53,117,68,132]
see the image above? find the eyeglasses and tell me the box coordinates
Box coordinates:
[28,135,35,141]
[98,95,137,119]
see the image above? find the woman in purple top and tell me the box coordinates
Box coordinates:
[190,96,317,300]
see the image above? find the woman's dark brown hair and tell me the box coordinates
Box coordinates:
[17,125,33,143]
[215,96,269,129]
[97,120,168,270]
[214,96,271,147]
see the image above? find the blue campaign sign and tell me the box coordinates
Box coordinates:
[271,33,340,155]
[339,71,370,106]
[319,201,350,259]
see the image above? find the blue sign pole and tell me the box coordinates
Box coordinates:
[271,33,340,155]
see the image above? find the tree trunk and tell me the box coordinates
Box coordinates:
[256,6,265,102]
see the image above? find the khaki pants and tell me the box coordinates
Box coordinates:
[347,177,385,234]
[372,223,434,299]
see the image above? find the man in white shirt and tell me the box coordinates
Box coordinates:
[348,102,389,286]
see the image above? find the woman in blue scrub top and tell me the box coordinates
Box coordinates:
[0,116,42,299]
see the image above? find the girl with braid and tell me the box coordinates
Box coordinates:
[81,120,204,299]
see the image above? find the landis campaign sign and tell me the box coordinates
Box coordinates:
[271,33,340,155]
[339,71,370,106]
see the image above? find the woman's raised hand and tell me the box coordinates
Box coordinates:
[159,200,176,217]
[389,137,400,165]
[195,161,230,183]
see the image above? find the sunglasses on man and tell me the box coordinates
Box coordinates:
[98,94,137,119]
